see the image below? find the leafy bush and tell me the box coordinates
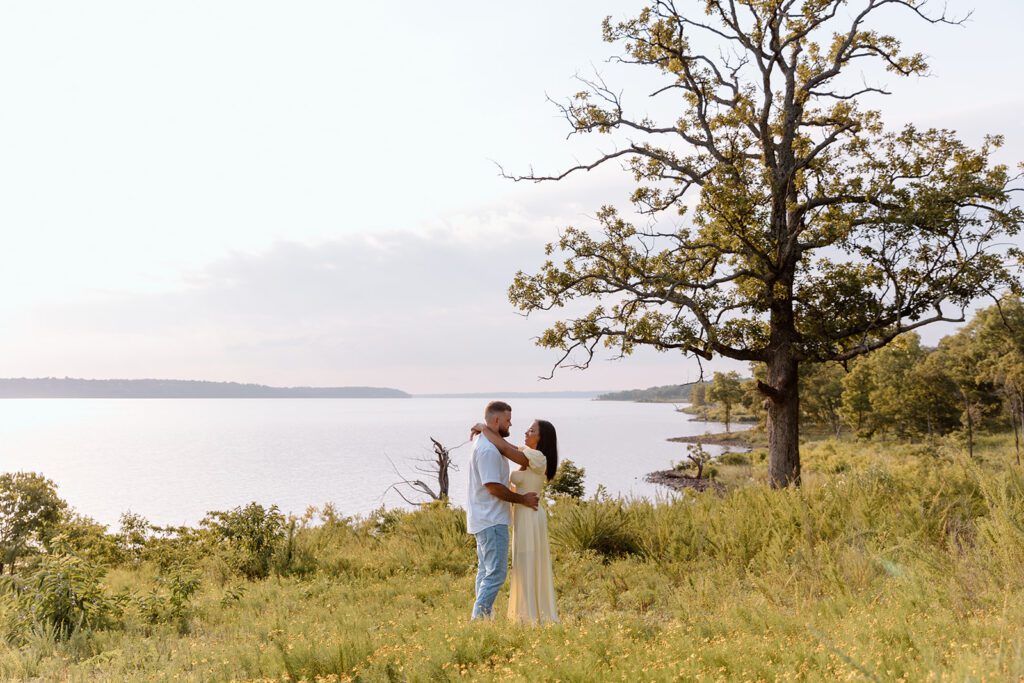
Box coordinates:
[201,503,286,580]
[116,511,153,566]
[0,472,67,574]
[55,514,121,566]
[673,443,717,478]
[0,547,122,642]
[717,451,752,466]
[340,503,472,578]
[548,459,586,499]
[219,583,246,608]
[136,564,201,631]
[363,506,407,536]
[141,524,206,571]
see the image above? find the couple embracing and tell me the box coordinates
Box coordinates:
[466,400,559,624]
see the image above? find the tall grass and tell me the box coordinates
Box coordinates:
[1,435,1023,680]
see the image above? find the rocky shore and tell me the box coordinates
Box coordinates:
[644,469,726,493]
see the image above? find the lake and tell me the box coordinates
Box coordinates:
[0,398,729,527]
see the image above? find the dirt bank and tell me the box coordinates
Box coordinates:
[667,431,758,449]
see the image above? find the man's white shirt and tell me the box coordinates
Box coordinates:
[466,434,511,535]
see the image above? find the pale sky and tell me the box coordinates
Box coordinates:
[1,1,1022,394]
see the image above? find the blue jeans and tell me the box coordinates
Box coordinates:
[472,524,509,619]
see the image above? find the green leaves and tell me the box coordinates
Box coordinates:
[0,547,121,642]
[708,371,746,432]
[508,4,1022,376]
[548,459,587,499]
[201,503,287,580]
[0,473,67,573]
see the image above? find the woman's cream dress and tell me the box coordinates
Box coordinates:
[507,447,559,624]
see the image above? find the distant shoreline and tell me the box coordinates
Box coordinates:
[413,391,605,399]
[0,378,410,399]
[0,378,651,400]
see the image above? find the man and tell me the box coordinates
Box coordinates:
[467,400,539,619]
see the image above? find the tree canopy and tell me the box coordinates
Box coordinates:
[708,371,745,432]
[507,0,1022,485]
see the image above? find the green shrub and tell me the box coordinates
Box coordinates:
[142,524,205,571]
[362,506,407,536]
[55,514,121,566]
[548,459,586,499]
[0,547,122,642]
[717,451,752,466]
[550,500,641,558]
[201,503,286,580]
[116,511,152,566]
[135,563,201,631]
[273,516,317,578]
[365,504,471,577]
[0,472,67,574]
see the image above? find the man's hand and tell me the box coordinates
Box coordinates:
[483,483,540,510]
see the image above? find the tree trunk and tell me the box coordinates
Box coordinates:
[963,392,974,459]
[1012,392,1022,466]
[688,455,705,480]
[827,400,842,438]
[765,353,801,487]
[1012,407,1021,466]
[764,156,801,487]
[431,438,452,499]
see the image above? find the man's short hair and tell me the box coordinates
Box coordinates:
[485,401,512,419]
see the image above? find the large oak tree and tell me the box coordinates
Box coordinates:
[506,0,1022,486]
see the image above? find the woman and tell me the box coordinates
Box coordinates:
[471,418,559,624]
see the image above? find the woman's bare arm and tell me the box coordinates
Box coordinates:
[471,423,529,467]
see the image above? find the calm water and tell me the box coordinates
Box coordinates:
[0,398,728,527]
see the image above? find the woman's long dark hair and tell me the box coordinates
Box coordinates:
[535,419,558,481]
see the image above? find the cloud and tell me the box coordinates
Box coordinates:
[2,215,710,393]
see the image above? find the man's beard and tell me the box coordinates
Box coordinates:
[498,426,511,438]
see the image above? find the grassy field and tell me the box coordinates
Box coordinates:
[3,433,1024,681]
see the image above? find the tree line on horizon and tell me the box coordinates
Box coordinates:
[0,378,410,399]
[597,383,701,402]
[690,297,1024,460]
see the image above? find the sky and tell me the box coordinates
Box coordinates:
[1,1,1022,394]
